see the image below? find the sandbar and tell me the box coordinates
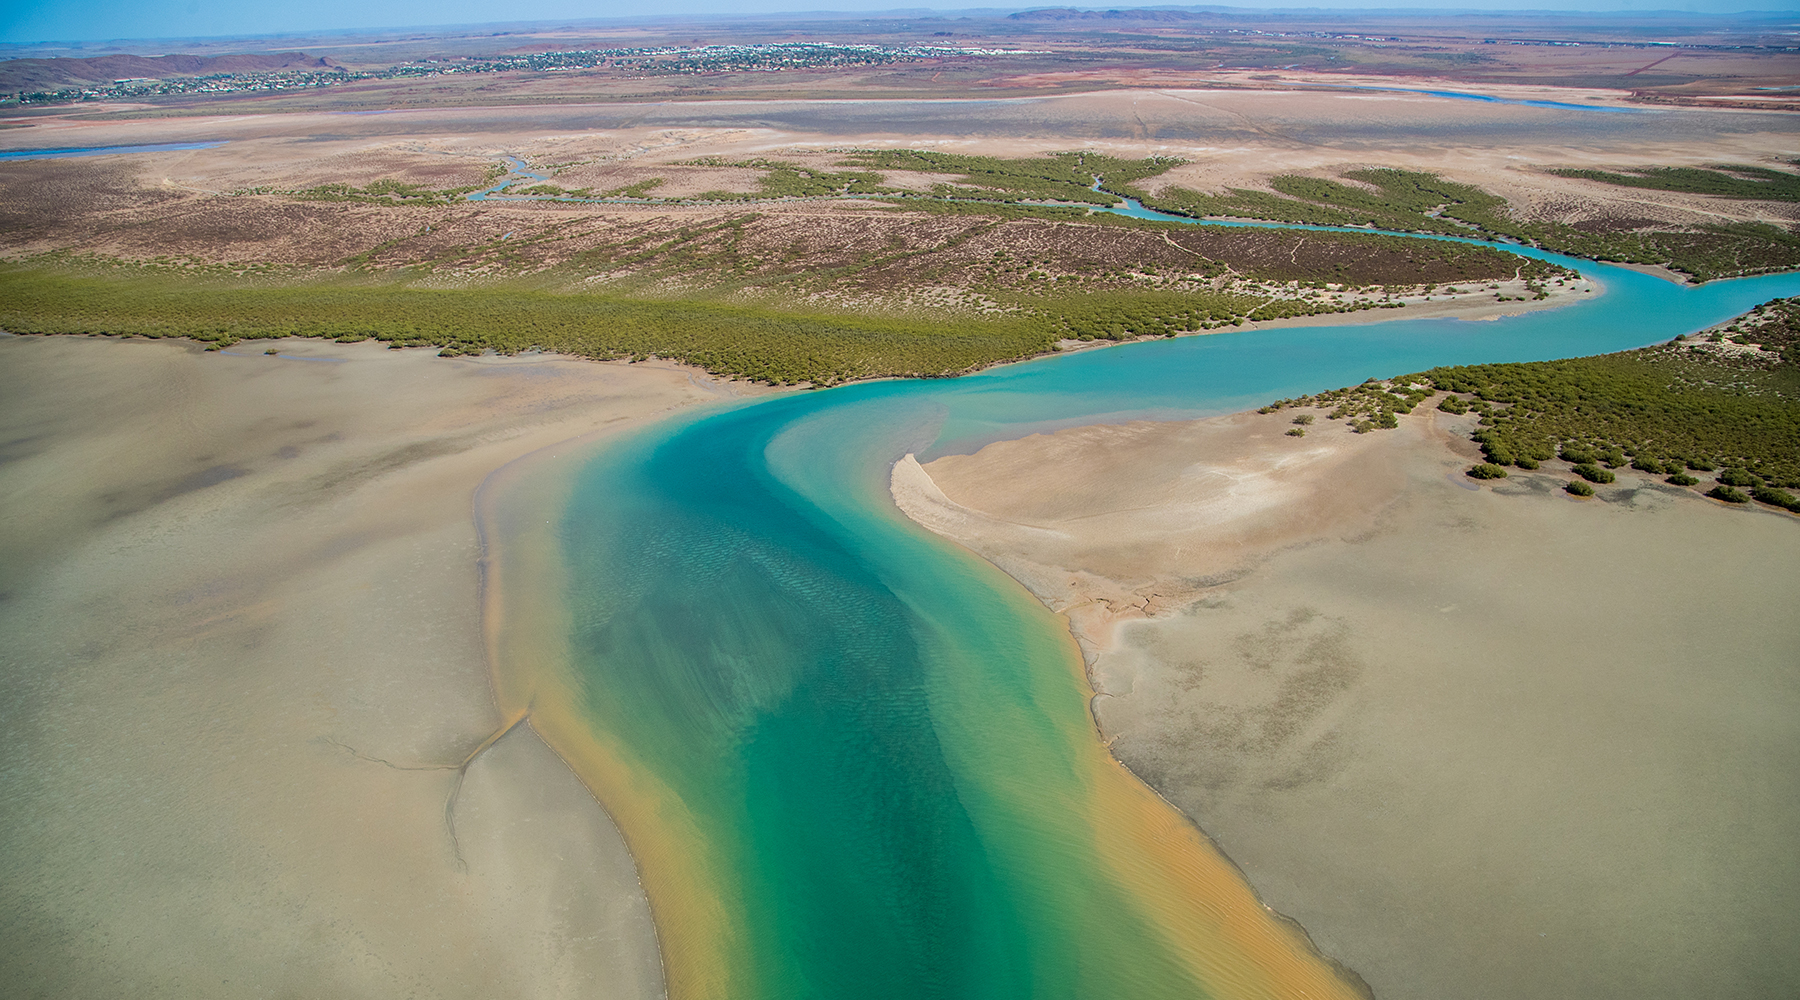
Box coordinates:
[895,403,1800,1000]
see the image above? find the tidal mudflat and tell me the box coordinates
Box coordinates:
[0,334,731,998]
[899,406,1800,1000]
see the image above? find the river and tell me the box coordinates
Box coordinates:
[485,223,1800,999]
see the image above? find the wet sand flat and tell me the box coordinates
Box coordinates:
[6,87,1796,240]
[0,334,725,999]
[898,408,1800,1000]
[9,88,1799,155]
[6,89,1791,289]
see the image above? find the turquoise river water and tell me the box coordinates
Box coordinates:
[490,222,1800,1000]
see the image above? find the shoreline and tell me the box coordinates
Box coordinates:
[470,375,787,1000]
[954,444,1382,1000]
[473,400,751,1000]
[0,263,1600,390]
[1606,259,1695,285]
[1034,275,1600,364]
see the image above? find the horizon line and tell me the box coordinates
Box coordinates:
[6,3,1798,52]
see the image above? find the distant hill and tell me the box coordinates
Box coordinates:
[0,52,338,91]
[1008,7,1217,21]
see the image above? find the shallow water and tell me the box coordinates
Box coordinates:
[1340,84,1638,112]
[282,93,1793,147]
[0,141,226,159]
[491,232,1800,998]
[466,155,549,201]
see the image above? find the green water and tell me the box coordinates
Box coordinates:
[529,248,1800,998]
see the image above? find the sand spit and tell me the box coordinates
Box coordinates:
[0,334,726,999]
[894,406,1800,1000]
[894,409,1425,636]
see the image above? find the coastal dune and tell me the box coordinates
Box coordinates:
[895,405,1800,1000]
[0,334,722,999]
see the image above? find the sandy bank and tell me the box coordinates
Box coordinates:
[0,334,729,999]
[893,408,1424,634]
[893,405,1800,1000]
[1029,274,1600,364]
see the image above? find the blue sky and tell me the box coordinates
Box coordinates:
[4,1,1795,46]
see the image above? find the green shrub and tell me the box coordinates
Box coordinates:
[1708,485,1750,504]
[1437,395,1469,415]
[845,149,1179,207]
[1717,467,1760,487]
[1566,480,1594,496]
[1285,427,1306,437]
[1548,165,1800,203]
[0,265,1065,385]
[1752,485,1800,511]
[1467,463,1509,480]
[1408,303,1800,490]
[1572,463,1615,484]
[1666,473,1700,486]
[1631,456,1665,474]
[1515,457,1540,470]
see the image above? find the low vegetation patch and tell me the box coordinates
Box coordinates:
[650,150,1181,208]
[676,157,893,201]
[0,264,1058,385]
[284,168,502,206]
[1547,165,1800,203]
[1417,299,1800,489]
[1132,166,1800,282]
[0,255,1429,382]
[1257,296,1800,506]
[1751,485,1800,512]
[1707,295,1800,366]
[846,149,1178,207]
[2,158,1575,385]
[1260,377,1436,433]
[1572,463,1615,484]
